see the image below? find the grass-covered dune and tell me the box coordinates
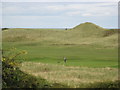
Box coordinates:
[3,22,118,47]
[2,22,119,88]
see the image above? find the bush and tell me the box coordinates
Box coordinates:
[2,61,40,88]
[2,49,50,88]
[86,80,120,88]
[2,28,9,31]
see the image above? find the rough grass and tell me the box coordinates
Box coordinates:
[72,22,108,37]
[20,62,118,88]
[86,80,120,88]
[2,27,118,47]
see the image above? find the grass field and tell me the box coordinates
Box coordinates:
[2,23,119,88]
[3,42,118,68]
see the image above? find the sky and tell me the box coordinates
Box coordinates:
[1,1,118,28]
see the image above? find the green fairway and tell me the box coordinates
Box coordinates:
[2,41,118,68]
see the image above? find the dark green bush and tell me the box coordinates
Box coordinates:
[2,28,9,31]
[2,49,50,88]
[86,80,120,88]
[2,61,40,88]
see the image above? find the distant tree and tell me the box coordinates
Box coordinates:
[65,28,67,30]
[2,28,9,31]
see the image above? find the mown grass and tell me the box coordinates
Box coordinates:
[2,42,118,68]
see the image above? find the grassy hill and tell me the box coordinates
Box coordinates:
[2,22,118,88]
[71,22,118,37]
[73,22,107,31]
[2,22,118,48]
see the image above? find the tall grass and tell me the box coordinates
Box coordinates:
[2,28,118,48]
[21,62,118,88]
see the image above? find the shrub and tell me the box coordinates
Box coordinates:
[86,80,120,88]
[1,49,50,88]
[2,28,9,31]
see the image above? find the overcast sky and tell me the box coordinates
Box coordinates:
[2,1,118,28]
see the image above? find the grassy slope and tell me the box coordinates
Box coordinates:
[2,28,118,47]
[2,23,119,88]
[2,23,118,68]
